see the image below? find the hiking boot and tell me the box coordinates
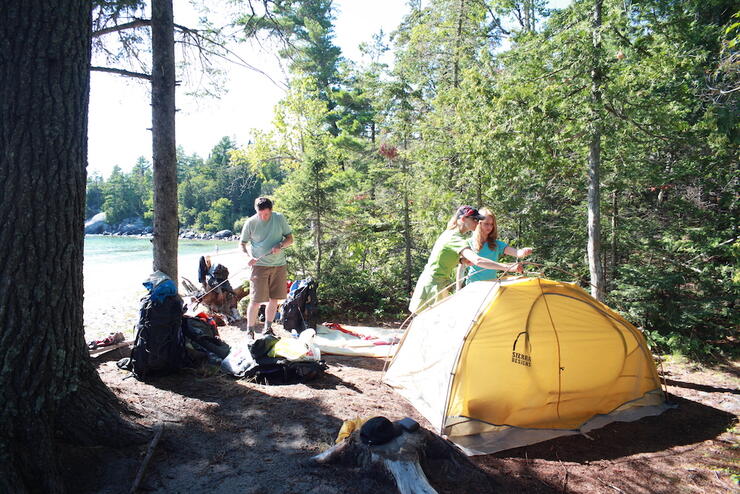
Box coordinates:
[245,325,260,339]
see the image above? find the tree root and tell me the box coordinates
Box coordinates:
[56,361,150,447]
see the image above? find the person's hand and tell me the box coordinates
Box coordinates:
[511,262,524,273]
[518,247,533,258]
[247,257,258,267]
[271,245,282,254]
[460,257,473,267]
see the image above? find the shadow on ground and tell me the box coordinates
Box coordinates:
[490,394,736,463]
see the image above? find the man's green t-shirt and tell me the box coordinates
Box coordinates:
[240,212,292,266]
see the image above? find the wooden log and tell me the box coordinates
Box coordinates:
[311,427,495,494]
[384,458,438,494]
[89,340,133,357]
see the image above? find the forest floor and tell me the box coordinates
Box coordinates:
[66,320,738,494]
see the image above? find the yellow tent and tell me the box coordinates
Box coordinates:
[384,277,669,455]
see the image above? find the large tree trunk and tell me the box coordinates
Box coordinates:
[0,2,147,492]
[587,0,606,301]
[151,0,179,280]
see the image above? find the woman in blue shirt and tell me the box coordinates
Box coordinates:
[463,208,533,284]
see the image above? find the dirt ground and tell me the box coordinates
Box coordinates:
[66,321,739,494]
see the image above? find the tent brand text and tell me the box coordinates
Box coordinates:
[512,352,531,367]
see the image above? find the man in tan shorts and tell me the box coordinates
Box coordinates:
[240,197,293,336]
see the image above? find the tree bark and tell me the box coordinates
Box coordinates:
[610,189,618,288]
[0,2,147,492]
[314,162,323,281]
[151,0,179,280]
[401,136,413,295]
[452,0,465,89]
[587,0,606,301]
[402,163,413,295]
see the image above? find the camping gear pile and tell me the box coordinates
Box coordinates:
[118,271,326,384]
[384,277,671,455]
[221,329,326,384]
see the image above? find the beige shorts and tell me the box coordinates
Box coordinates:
[250,265,288,304]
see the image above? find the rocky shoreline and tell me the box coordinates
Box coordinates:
[84,212,240,241]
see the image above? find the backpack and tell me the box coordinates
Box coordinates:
[236,334,326,384]
[118,272,187,381]
[182,315,231,360]
[246,359,327,385]
[207,263,232,293]
[281,277,319,333]
[197,256,233,294]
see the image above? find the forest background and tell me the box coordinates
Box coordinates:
[86,0,738,360]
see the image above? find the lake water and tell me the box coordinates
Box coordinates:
[84,235,248,340]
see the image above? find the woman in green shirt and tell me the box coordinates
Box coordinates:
[408,205,524,314]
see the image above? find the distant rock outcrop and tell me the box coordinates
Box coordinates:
[117,217,146,235]
[214,229,233,239]
[84,212,108,234]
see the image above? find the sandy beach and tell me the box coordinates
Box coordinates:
[83,238,249,342]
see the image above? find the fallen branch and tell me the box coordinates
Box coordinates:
[129,424,164,494]
[89,340,133,357]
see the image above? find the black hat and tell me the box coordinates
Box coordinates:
[360,416,403,446]
[456,205,485,221]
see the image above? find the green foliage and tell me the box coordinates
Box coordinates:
[89,139,260,233]
[233,216,247,236]
[177,138,261,232]
[85,173,105,219]
[198,197,234,232]
[317,263,409,321]
[101,163,151,225]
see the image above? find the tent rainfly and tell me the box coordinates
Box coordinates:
[384,277,671,455]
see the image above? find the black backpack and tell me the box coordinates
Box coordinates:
[182,316,231,360]
[281,278,318,333]
[247,360,327,385]
[197,256,232,293]
[119,293,187,381]
[242,334,326,385]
